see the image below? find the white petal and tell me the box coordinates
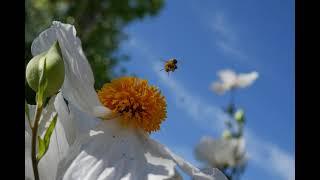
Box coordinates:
[194,168,229,180]
[148,139,227,180]
[93,106,114,119]
[210,82,229,95]
[25,131,33,180]
[235,71,258,88]
[54,93,101,145]
[218,69,237,88]
[25,105,34,136]
[165,169,183,180]
[195,136,246,168]
[38,119,70,180]
[31,21,101,115]
[57,120,177,180]
[54,93,76,145]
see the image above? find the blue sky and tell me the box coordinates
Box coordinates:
[118,0,295,179]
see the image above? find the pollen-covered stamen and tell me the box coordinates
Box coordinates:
[97,77,167,133]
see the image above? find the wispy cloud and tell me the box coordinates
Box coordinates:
[210,11,248,60]
[125,37,294,180]
[245,131,295,180]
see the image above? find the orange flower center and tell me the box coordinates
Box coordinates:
[97,77,167,133]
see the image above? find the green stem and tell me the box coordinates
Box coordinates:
[31,103,43,180]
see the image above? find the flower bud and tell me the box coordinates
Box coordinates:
[222,130,232,140]
[26,41,65,97]
[234,109,245,124]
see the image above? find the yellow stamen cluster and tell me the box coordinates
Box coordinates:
[98,77,167,133]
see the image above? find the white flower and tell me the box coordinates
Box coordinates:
[194,136,246,169]
[210,69,259,94]
[26,21,103,180]
[30,21,228,180]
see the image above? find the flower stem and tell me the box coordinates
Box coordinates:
[31,103,43,180]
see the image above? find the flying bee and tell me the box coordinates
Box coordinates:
[160,58,178,75]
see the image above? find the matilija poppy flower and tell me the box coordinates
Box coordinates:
[194,136,246,169]
[30,21,228,180]
[210,69,259,95]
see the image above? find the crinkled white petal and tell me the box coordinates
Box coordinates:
[31,21,102,115]
[195,136,246,168]
[57,113,227,180]
[57,120,175,180]
[53,93,100,145]
[38,118,70,180]
[147,138,227,180]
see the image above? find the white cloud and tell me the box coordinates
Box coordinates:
[245,131,295,180]
[210,11,248,60]
[125,37,294,180]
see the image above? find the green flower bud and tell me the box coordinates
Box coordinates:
[222,130,232,140]
[234,109,245,124]
[26,41,65,97]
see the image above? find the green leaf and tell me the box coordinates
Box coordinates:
[36,58,48,106]
[36,136,45,162]
[36,113,58,162]
[43,113,58,148]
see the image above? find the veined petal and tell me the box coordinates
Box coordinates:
[31,21,101,115]
[25,131,33,180]
[148,139,228,180]
[57,120,177,180]
[57,117,227,180]
[38,118,70,180]
[54,93,101,145]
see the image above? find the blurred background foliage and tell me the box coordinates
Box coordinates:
[25,0,165,104]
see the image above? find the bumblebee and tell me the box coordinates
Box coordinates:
[161,58,178,74]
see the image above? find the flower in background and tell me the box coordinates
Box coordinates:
[210,69,259,95]
[31,21,228,180]
[194,136,247,170]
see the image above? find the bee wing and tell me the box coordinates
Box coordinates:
[159,58,167,63]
